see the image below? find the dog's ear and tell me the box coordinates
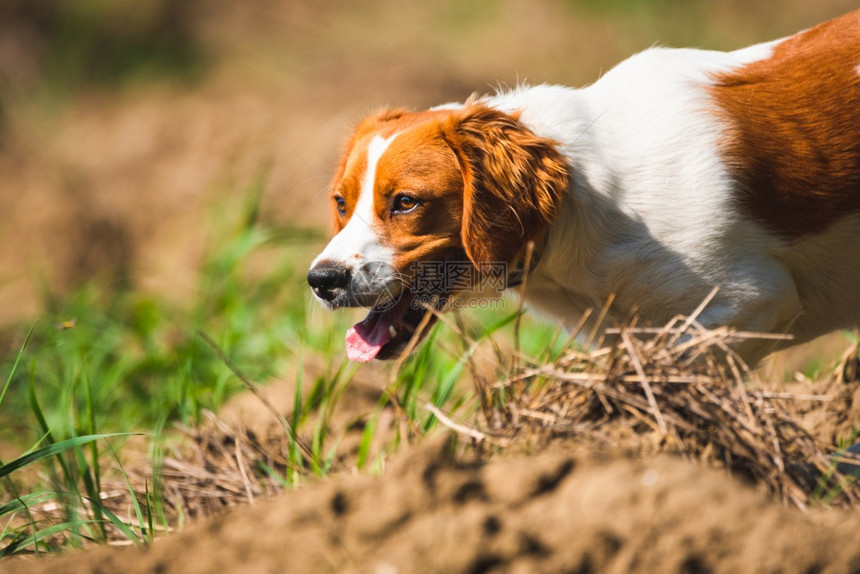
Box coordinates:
[443,104,569,270]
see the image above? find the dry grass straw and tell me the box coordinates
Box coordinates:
[142,411,292,523]
[3,413,276,548]
[82,410,294,539]
[467,308,860,510]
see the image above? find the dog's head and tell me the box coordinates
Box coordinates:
[307,103,569,361]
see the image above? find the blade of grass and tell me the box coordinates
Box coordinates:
[311,364,355,476]
[78,368,106,540]
[0,434,139,479]
[256,460,290,489]
[288,361,304,484]
[27,362,73,486]
[145,478,155,544]
[107,440,150,545]
[146,417,170,538]
[73,442,106,541]
[88,498,143,546]
[0,323,34,408]
[1,521,82,557]
[0,492,59,517]
[356,410,381,471]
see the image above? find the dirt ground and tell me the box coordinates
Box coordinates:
[2,362,859,574]
[3,437,860,574]
[2,1,860,572]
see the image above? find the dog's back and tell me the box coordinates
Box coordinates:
[504,10,860,361]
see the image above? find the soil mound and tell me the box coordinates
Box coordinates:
[5,436,860,574]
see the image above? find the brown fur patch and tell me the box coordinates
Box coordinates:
[372,120,466,270]
[710,9,860,238]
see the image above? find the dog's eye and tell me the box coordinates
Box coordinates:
[392,194,420,214]
[335,196,347,216]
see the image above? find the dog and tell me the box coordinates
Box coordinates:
[308,9,860,364]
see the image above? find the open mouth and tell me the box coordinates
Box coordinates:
[345,289,444,362]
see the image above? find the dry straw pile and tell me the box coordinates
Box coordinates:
[468,301,860,510]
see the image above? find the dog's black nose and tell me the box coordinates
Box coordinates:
[307,261,351,303]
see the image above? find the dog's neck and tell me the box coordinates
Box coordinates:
[486,86,616,311]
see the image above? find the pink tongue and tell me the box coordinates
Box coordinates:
[345,314,393,362]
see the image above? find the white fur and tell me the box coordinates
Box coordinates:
[479,39,854,362]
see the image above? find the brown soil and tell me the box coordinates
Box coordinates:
[4,436,860,574]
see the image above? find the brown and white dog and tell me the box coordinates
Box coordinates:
[308,10,860,364]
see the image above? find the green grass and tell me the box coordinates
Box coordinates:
[0,176,560,555]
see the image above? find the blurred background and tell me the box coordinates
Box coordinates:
[0,0,854,326]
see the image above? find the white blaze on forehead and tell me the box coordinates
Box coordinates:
[355,134,395,226]
[311,133,398,269]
